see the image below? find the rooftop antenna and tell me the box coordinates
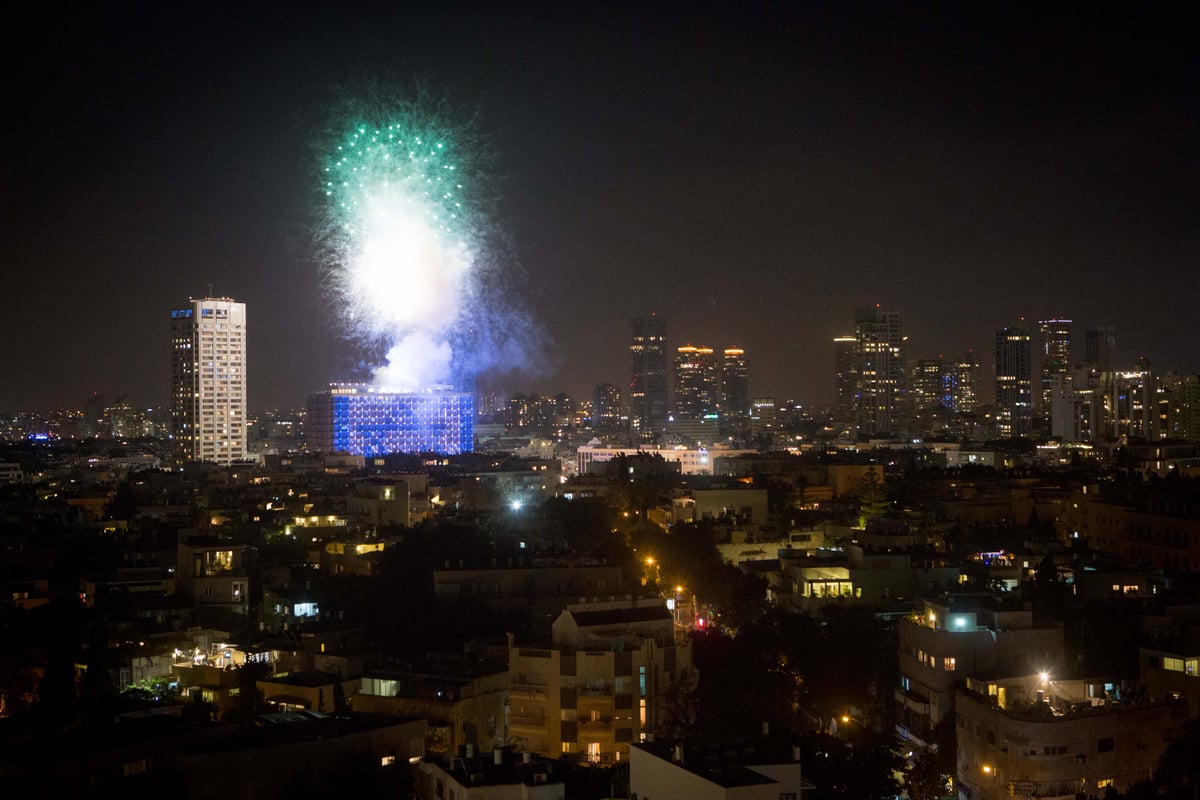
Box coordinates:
[208,282,214,298]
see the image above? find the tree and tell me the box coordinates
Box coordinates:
[856,469,889,528]
[906,751,945,800]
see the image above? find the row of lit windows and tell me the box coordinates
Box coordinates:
[913,649,956,671]
[1154,656,1199,675]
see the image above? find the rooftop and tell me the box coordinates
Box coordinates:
[569,605,671,628]
[427,747,559,788]
[633,739,811,789]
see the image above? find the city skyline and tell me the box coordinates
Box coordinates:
[3,4,1196,412]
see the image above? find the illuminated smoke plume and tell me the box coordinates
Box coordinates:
[316,92,542,391]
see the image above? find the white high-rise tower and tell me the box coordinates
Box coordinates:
[170,297,247,464]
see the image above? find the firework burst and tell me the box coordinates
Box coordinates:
[315,92,536,392]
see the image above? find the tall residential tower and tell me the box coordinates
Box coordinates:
[170,297,247,464]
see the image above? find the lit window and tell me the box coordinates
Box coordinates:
[944,657,957,671]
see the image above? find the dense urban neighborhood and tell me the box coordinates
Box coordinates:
[2,412,1199,798]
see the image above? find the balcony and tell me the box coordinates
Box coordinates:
[894,686,932,714]
[509,713,546,729]
[510,682,548,699]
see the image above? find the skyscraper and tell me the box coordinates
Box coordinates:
[673,345,719,418]
[1038,318,1072,415]
[720,347,749,417]
[846,307,906,437]
[948,350,981,414]
[994,326,1033,437]
[832,335,857,432]
[629,314,668,440]
[82,392,106,438]
[170,297,247,464]
[1085,326,1117,373]
[910,356,949,432]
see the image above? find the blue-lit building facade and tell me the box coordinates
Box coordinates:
[307,385,473,456]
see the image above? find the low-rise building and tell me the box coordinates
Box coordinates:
[896,596,1064,750]
[1140,643,1200,717]
[346,474,432,527]
[507,598,697,763]
[176,535,249,618]
[433,560,624,636]
[955,673,1188,800]
[629,740,814,800]
[417,746,563,800]
[356,657,509,755]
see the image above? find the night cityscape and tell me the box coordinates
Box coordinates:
[2,4,1198,799]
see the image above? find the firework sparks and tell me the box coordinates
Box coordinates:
[317,95,536,392]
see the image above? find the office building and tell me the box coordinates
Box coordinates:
[1085,326,1117,374]
[1037,318,1071,415]
[307,384,473,456]
[720,347,749,417]
[994,326,1033,437]
[674,345,719,418]
[170,296,247,464]
[840,307,906,437]
[832,335,857,432]
[629,314,668,440]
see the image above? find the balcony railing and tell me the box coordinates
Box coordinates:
[580,719,613,732]
[509,713,546,728]
[510,683,548,699]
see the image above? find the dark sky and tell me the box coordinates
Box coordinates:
[2,2,1196,413]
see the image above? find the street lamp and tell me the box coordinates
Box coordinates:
[837,713,866,740]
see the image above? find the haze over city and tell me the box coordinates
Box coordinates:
[3,3,1196,412]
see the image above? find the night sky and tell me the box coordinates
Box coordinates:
[3,3,1196,413]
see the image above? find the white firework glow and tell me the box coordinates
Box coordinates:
[317,99,537,392]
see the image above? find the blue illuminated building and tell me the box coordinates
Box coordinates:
[307,385,473,456]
